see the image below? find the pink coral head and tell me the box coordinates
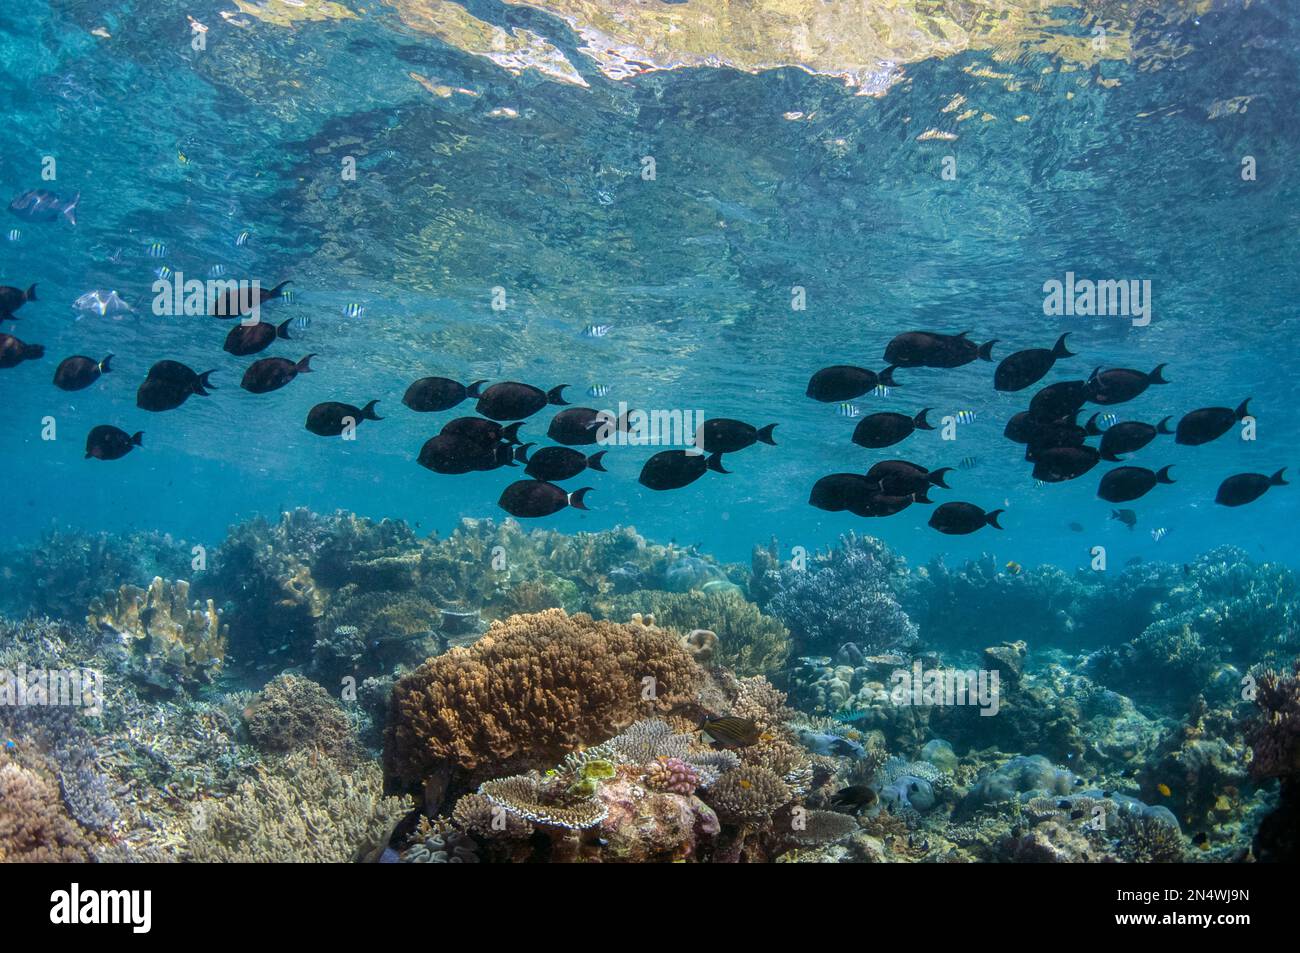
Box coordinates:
[647,756,701,795]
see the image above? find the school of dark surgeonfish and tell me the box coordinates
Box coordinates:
[2,201,1288,525]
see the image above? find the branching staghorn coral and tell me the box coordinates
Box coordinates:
[185,752,407,863]
[383,609,704,790]
[1246,664,1300,782]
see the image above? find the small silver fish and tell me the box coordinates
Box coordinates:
[292,315,310,331]
[5,229,19,242]
[959,455,979,470]
[587,384,611,398]
[870,384,890,397]
[343,303,365,318]
[208,263,227,278]
[583,324,612,338]
[280,289,296,304]
[836,403,861,418]
[234,230,251,247]
[1151,527,1169,542]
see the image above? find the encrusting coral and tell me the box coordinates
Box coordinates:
[383,609,705,793]
[87,576,226,694]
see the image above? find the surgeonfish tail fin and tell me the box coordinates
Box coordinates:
[547,384,570,406]
[501,422,524,444]
[131,431,144,447]
[928,467,954,489]
[1271,468,1289,486]
[25,284,37,302]
[1236,398,1251,420]
[276,318,293,340]
[879,365,899,387]
[360,399,382,421]
[757,423,778,445]
[978,340,998,361]
[1084,412,1103,436]
[1156,465,1175,484]
[296,354,316,374]
[568,487,593,511]
[268,279,293,299]
[513,443,534,464]
[466,380,487,398]
[1052,332,1074,358]
[913,408,934,430]
[99,354,113,374]
[587,450,608,472]
[1149,363,1169,384]
[706,452,730,474]
[986,509,1004,530]
[1156,416,1173,434]
[195,370,216,395]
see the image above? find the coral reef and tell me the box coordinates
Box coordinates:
[383,609,704,793]
[186,753,407,862]
[87,577,226,694]
[242,674,361,765]
[0,762,91,863]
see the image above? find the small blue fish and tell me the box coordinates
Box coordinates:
[870,384,891,398]
[1151,527,1169,542]
[836,403,861,418]
[343,303,366,319]
[2,738,14,749]
[234,230,251,247]
[587,384,611,398]
[1095,412,1118,430]
[292,315,311,331]
[6,228,20,242]
[145,241,167,259]
[954,410,977,425]
[208,263,227,278]
[280,288,297,304]
[583,324,612,338]
[959,455,979,470]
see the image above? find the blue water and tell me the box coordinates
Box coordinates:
[1,0,1297,572]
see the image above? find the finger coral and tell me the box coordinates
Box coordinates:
[383,609,704,790]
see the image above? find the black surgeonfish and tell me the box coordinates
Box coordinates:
[0,332,44,368]
[209,279,292,318]
[994,333,1075,392]
[1175,399,1251,446]
[700,418,777,454]
[928,501,1003,535]
[1215,469,1288,507]
[0,283,36,318]
[240,354,314,394]
[884,330,996,369]
[547,406,633,446]
[1004,410,1082,446]
[1032,445,1100,483]
[1111,508,1138,529]
[401,377,485,412]
[85,425,141,460]
[830,785,878,812]
[806,364,898,402]
[474,381,569,421]
[1029,380,1091,420]
[810,473,876,512]
[865,460,951,498]
[305,400,382,436]
[442,416,523,446]
[223,318,293,356]
[137,360,214,411]
[1097,465,1175,503]
[517,445,607,482]
[498,480,590,518]
[638,449,727,490]
[1086,413,1172,461]
[851,409,933,449]
[417,433,515,474]
[1086,364,1168,405]
[53,354,112,391]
